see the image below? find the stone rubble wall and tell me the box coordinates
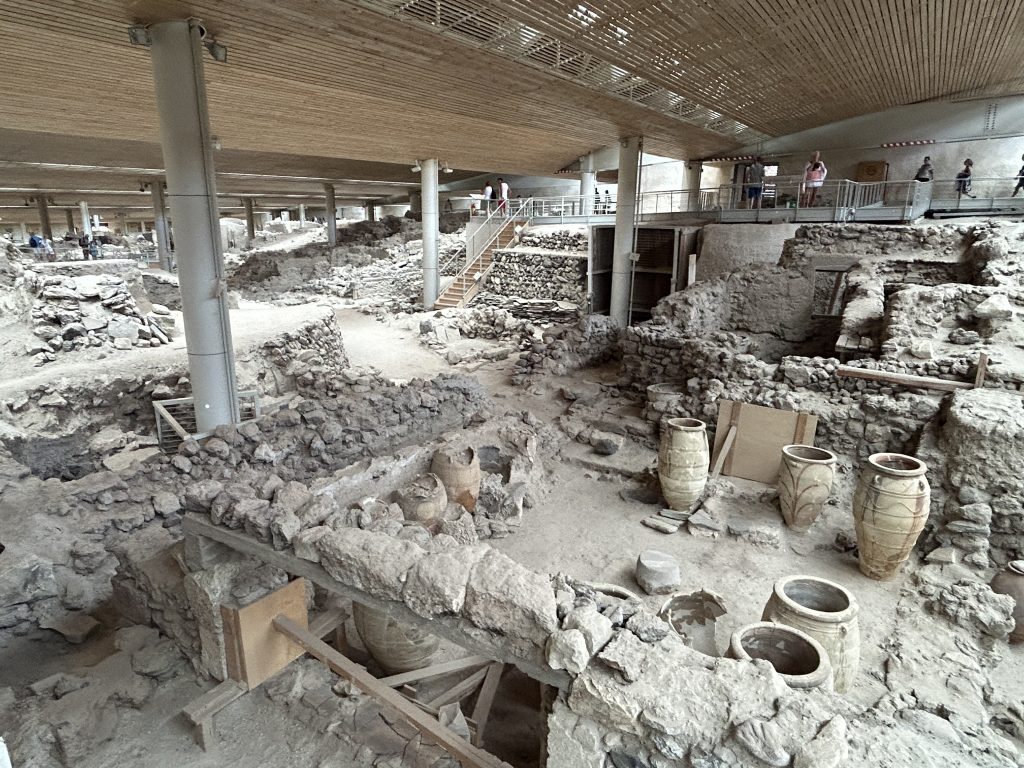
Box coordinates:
[519,230,587,251]
[486,249,587,305]
[513,315,620,384]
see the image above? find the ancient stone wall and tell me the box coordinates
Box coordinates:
[486,250,587,305]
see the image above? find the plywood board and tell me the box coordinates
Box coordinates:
[221,578,309,690]
[711,401,817,485]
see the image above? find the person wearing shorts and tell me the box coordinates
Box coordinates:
[801,151,827,207]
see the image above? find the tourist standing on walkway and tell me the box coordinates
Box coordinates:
[1012,154,1024,197]
[955,159,975,200]
[801,151,827,207]
[482,181,493,214]
[914,156,934,182]
[497,178,510,214]
[745,156,765,209]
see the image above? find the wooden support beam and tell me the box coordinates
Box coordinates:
[181,515,570,689]
[974,353,989,388]
[181,679,247,750]
[309,607,348,639]
[424,666,490,709]
[709,424,737,481]
[378,656,490,689]
[835,364,973,392]
[272,615,512,768]
[471,663,505,747]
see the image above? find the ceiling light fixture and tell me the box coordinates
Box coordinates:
[411,161,422,173]
[204,40,228,63]
[441,162,453,174]
[127,25,151,46]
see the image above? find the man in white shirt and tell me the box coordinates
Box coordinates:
[497,178,510,215]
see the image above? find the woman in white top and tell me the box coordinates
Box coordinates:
[482,181,493,214]
[801,151,828,207]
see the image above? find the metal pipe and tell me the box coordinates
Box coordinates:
[421,158,439,307]
[610,136,641,326]
[150,183,172,271]
[149,18,239,431]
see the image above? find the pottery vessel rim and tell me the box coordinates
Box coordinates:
[436,445,477,464]
[1008,560,1024,575]
[866,452,927,476]
[771,575,859,623]
[782,444,837,464]
[729,621,832,685]
[666,417,706,431]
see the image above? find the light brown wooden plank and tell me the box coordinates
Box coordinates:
[424,666,491,709]
[470,663,505,747]
[378,656,490,689]
[835,364,973,392]
[272,615,512,768]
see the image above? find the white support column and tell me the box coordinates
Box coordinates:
[420,158,439,307]
[686,161,703,211]
[148,18,239,430]
[36,196,52,240]
[64,209,76,234]
[117,210,128,235]
[298,204,306,225]
[92,214,100,229]
[580,153,597,215]
[242,197,256,247]
[409,190,422,216]
[324,184,337,247]
[18,222,27,242]
[610,136,641,326]
[365,203,376,222]
[150,183,172,271]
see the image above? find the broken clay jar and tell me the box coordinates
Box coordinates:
[728,622,833,690]
[990,560,1024,644]
[352,603,439,674]
[431,446,481,511]
[644,383,685,431]
[852,453,930,580]
[777,445,837,531]
[394,473,448,522]
[761,575,860,693]
[658,418,710,512]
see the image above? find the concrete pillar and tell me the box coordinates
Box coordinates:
[610,136,641,326]
[580,154,597,215]
[324,184,337,247]
[365,203,376,222]
[64,209,76,234]
[686,161,703,211]
[421,158,439,307]
[150,183,172,271]
[242,198,255,246]
[409,191,422,216]
[36,196,52,240]
[298,204,306,225]
[18,222,27,242]
[117,210,128,235]
[149,18,239,430]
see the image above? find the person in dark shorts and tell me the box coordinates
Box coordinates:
[745,156,765,208]
[1013,154,1024,197]
[955,159,975,200]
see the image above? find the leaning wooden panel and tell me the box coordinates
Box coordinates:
[221,578,309,690]
[711,400,818,485]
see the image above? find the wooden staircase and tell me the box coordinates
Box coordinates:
[433,218,526,309]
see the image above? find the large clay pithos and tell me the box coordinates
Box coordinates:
[727,622,833,690]
[658,418,710,512]
[761,575,860,692]
[852,453,930,580]
[431,446,481,511]
[990,560,1024,644]
[644,383,684,430]
[352,603,439,674]
[777,445,837,531]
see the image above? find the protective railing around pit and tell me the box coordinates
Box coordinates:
[511,194,618,221]
[927,176,1024,210]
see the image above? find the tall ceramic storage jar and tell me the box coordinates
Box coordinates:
[352,603,439,674]
[852,453,930,580]
[761,575,860,692]
[658,418,710,512]
[644,383,684,430]
[431,446,481,511]
[990,560,1024,644]
[777,445,838,531]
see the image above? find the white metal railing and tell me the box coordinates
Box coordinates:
[636,177,955,222]
[927,176,1024,210]
[515,194,618,220]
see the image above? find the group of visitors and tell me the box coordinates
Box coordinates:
[918,155,1024,201]
[477,178,511,215]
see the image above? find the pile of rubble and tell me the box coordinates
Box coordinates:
[24,272,175,366]
[519,230,587,251]
[470,292,581,323]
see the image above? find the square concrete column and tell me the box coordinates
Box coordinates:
[64,209,76,234]
[36,196,53,240]
[580,154,597,215]
[299,204,306,225]
[147,18,239,430]
[149,183,172,271]
[242,198,256,247]
[420,159,439,307]
[686,161,703,211]
[324,184,337,247]
[610,136,641,326]
[365,203,376,222]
